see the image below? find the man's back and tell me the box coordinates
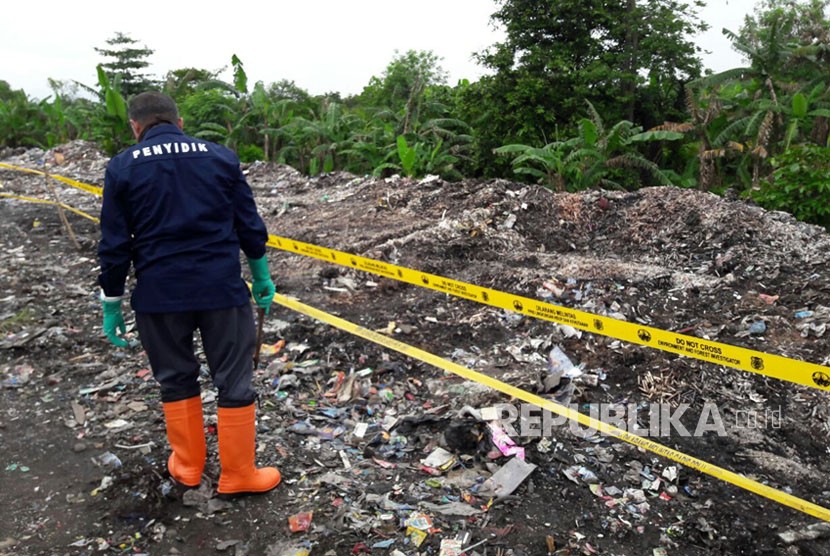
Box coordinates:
[99,123,267,313]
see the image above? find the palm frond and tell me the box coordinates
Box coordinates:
[604,154,669,186]
[712,117,751,147]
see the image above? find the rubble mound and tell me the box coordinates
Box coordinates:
[2,144,830,555]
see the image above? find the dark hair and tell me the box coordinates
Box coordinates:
[128,92,179,126]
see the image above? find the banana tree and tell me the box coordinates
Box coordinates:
[275,100,360,175]
[38,94,78,147]
[686,7,830,190]
[567,117,682,190]
[781,83,830,147]
[493,140,578,191]
[374,135,461,178]
[678,80,750,191]
[310,101,362,174]
[372,102,471,179]
[339,110,397,175]
[179,87,239,143]
[495,101,682,191]
[87,65,132,154]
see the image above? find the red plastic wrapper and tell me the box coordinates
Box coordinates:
[288,511,313,532]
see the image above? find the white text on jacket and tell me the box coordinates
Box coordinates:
[132,142,209,159]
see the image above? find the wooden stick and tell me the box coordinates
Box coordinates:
[43,169,81,250]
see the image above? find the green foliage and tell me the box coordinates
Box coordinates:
[358,50,447,114]
[736,0,830,81]
[163,67,221,101]
[466,0,706,176]
[94,32,156,97]
[231,54,248,94]
[495,101,683,191]
[0,79,94,149]
[13,5,830,199]
[792,92,809,118]
[98,66,127,123]
[373,134,460,179]
[237,144,265,163]
[494,141,576,191]
[92,65,132,154]
[0,82,44,148]
[179,88,236,141]
[690,0,830,190]
[753,144,830,227]
[396,135,417,176]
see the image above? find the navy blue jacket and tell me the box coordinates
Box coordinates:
[98,124,268,313]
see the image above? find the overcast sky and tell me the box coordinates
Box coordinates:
[3,0,756,101]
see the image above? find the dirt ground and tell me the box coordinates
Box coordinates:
[3,142,830,556]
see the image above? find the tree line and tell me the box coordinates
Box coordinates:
[2,0,830,228]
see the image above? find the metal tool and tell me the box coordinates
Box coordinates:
[252,307,266,369]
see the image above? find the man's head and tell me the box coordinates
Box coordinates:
[128,92,183,140]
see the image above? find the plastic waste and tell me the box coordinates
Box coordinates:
[479,456,537,497]
[420,447,457,474]
[288,511,313,533]
[96,451,122,469]
[748,321,767,335]
[488,422,525,460]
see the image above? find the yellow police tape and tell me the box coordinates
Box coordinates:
[0,192,100,223]
[270,291,830,522]
[266,235,830,393]
[1,162,828,521]
[2,162,829,392]
[0,162,104,196]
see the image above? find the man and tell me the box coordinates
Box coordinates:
[98,91,280,496]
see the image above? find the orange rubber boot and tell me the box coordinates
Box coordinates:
[161,396,206,487]
[217,404,281,496]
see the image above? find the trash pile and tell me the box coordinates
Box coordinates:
[2,142,830,555]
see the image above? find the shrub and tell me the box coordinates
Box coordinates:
[236,144,264,163]
[752,145,830,229]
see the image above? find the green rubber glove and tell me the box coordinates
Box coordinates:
[247,255,275,314]
[102,299,129,347]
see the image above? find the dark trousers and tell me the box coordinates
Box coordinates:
[136,304,257,407]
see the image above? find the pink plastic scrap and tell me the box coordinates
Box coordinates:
[488,422,525,460]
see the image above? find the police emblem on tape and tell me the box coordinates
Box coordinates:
[751,357,765,371]
[637,329,652,342]
[593,319,604,331]
[813,372,830,388]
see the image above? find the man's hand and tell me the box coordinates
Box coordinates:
[247,256,275,314]
[102,299,129,347]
